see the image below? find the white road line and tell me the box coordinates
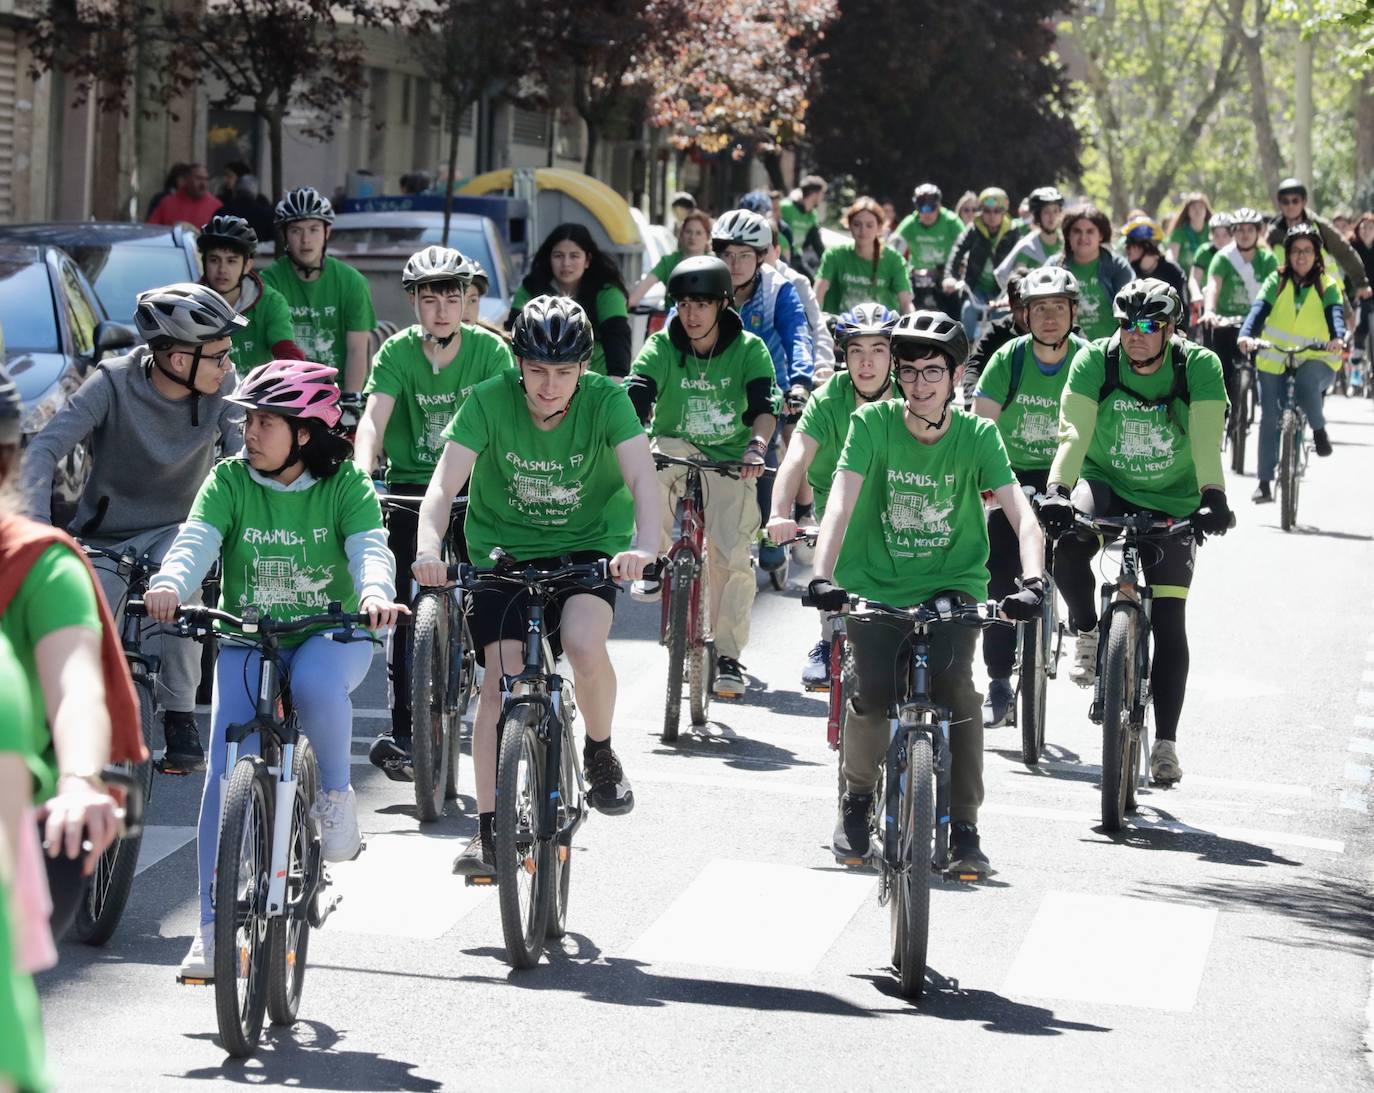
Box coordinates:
[1342,790,1369,814]
[1034,759,1310,798]
[1346,763,1373,785]
[625,860,873,975]
[1366,651,1374,663]
[1363,670,1374,684]
[1003,891,1216,1011]
[1360,693,1374,707]
[1351,739,1374,755]
[134,825,197,876]
[1358,716,1374,731]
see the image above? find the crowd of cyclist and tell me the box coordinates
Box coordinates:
[1,168,1369,1089]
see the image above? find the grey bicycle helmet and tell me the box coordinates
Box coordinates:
[0,361,20,444]
[834,302,897,347]
[1027,186,1065,218]
[134,282,246,348]
[711,209,772,254]
[453,253,489,296]
[196,214,258,257]
[1276,177,1307,200]
[274,186,335,227]
[1020,265,1080,303]
[510,295,594,364]
[1112,277,1182,325]
[1229,207,1264,227]
[912,182,942,207]
[666,256,734,304]
[889,310,969,368]
[401,245,472,292]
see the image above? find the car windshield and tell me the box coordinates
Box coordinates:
[329,226,502,296]
[0,259,59,352]
[65,244,196,324]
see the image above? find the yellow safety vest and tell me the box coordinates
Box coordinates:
[1256,272,1340,375]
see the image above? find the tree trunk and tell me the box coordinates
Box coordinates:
[1230,0,1284,191]
[583,123,599,177]
[442,96,467,246]
[1142,49,1242,214]
[266,106,284,203]
[760,149,786,192]
[1355,69,1374,192]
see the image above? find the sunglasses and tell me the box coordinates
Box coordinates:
[917,203,938,214]
[1119,318,1165,335]
[981,203,1007,213]
[1279,195,1304,205]
[896,363,950,384]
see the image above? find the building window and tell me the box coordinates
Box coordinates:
[512,106,549,146]
[457,102,475,136]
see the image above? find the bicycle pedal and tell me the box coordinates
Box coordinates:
[176,974,213,987]
[802,680,831,693]
[464,875,495,887]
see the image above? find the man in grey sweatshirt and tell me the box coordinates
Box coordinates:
[22,283,247,771]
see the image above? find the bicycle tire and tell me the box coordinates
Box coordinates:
[891,732,934,1000]
[661,568,690,743]
[267,738,317,1026]
[410,593,451,822]
[214,756,273,1058]
[446,611,475,801]
[73,678,156,945]
[688,566,712,727]
[1099,610,1135,832]
[1019,602,1049,766]
[494,706,551,968]
[1279,412,1298,531]
[1230,370,1251,475]
[833,646,855,799]
[546,712,578,941]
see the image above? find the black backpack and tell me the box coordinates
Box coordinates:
[999,333,1089,410]
[1099,335,1194,431]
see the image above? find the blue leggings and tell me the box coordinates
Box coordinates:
[1257,362,1334,482]
[195,635,374,925]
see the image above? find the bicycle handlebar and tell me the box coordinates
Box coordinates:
[126,600,376,638]
[766,525,820,547]
[448,557,612,591]
[1250,339,1337,357]
[377,492,468,513]
[849,596,1005,628]
[1072,512,1195,538]
[651,453,774,478]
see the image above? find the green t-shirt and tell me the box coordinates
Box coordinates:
[231,280,296,374]
[364,324,514,484]
[796,371,879,518]
[834,404,1014,605]
[974,334,1076,470]
[630,326,779,461]
[817,244,910,313]
[511,282,629,376]
[0,544,101,803]
[260,255,377,375]
[1207,246,1280,316]
[443,370,641,563]
[1064,339,1227,516]
[894,208,964,271]
[1168,222,1207,274]
[780,199,819,243]
[1191,242,1216,277]
[1010,236,1062,273]
[1068,258,1114,339]
[189,458,383,643]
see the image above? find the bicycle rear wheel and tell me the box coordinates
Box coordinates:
[410,592,452,822]
[891,733,934,1000]
[214,756,273,1058]
[1100,610,1136,832]
[267,738,317,1026]
[688,566,713,727]
[1279,412,1299,531]
[494,707,551,968]
[74,677,156,945]
[1019,602,1050,766]
[1230,369,1251,475]
[661,567,690,744]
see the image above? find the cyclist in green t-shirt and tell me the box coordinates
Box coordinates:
[814,196,914,315]
[1045,204,1135,340]
[995,186,1066,287]
[260,187,377,392]
[1200,207,1277,408]
[197,214,301,373]
[355,246,515,777]
[805,311,1045,876]
[413,296,659,875]
[1164,191,1213,274]
[892,183,964,275]
[628,210,712,310]
[767,302,896,689]
[780,174,828,279]
[1189,211,1233,299]
[1038,279,1233,786]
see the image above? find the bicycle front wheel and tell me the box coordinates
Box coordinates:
[446,610,476,801]
[73,677,156,945]
[546,712,579,941]
[494,707,552,968]
[1019,603,1050,766]
[410,592,452,822]
[1099,610,1136,833]
[1230,369,1251,475]
[891,732,934,1000]
[662,568,690,743]
[688,566,713,727]
[1278,412,1300,531]
[267,739,318,1027]
[214,756,273,1058]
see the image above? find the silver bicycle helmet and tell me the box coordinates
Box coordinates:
[711,209,772,254]
[889,310,969,368]
[1020,266,1081,303]
[274,186,336,227]
[134,283,246,348]
[401,246,472,292]
[1112,277,1183,325]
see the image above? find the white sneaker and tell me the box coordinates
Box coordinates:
[1070,628,1098,688]
[313,787,362,862]
[178,926,214,982]
[630,576,662,603]
[1150,740,1183,784]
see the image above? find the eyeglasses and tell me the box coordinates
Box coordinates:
[1286,245,1317,258]
[719,249,758,265]
[896,363,950,384]
[1119,318,1165,335]
[176,347,233,369]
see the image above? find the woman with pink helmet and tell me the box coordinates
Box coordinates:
[143,359,407,981]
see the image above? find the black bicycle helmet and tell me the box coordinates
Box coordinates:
[1112,277,1182,324]
[510,295,594,364]
[274,186,336,227]
[889,310,969,368]
[666,256,734,304]
[196,214,258,258]
[0,361,20,445]
[1027,186,1065,219]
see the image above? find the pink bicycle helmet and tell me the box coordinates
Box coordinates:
[227,359,342,428]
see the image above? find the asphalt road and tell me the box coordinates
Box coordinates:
[34,393,1374,1092]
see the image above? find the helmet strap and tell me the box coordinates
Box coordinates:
[261,427,304,477]
[153,345,205,426]
[414,298,460,354]
[854,377,891,404]
[284,227,327,278]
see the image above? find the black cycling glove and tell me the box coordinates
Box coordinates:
[804,578,849,611]
[1036,485,1076,538]
[999,576,1045,621]
[1192,488,1234,542]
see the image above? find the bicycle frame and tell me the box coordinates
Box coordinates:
[660,464,709,652]
[1089,530,1153,728]
[826,616,848,750]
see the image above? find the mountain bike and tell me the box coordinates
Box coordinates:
[1251,340,1332,531]
[1075,513,1204,831]
[130,599,375,1058]
[1208,315,1253,474]
[379,493,474,821]
[449,555,607,968]
[840,594,1003,1000]
[75,544,160,945]
[1013,490,1064,766]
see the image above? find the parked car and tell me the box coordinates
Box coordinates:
[0,222,202,327]
[325,211,517,330]
[0,243,137,525]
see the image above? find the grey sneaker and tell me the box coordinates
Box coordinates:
[983,677,1014,728]
[313,788,362,862]
[1150,740,1183,784]
[1070,629,1098,688]
[630,576,662,603]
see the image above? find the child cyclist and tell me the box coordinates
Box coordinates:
[767,302,897,689]
[412,296,660,875]
[353,247,514,777]
[805,311,1045,876]
[142,360,407,979]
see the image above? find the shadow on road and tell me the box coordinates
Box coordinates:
[1278,525,1373,542]
[1089,804,1303,869]
[173,1019,441,1089]
[854,971,1113,1035]
[651,719,823,772]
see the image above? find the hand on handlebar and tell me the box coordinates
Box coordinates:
[360,595,410,630]
[411,555,449,588]
[740,446,767,481]
[999,576,1045,622]
[40,778,120,875]
[1035,485,1076,537]
[1191,488,1234,543]
[766,515,799,544]
[805,577,849,612]
[142,587,181,623]
[1236,336,1259,354]
[609,548,658,583]
[1327,338,1345,354]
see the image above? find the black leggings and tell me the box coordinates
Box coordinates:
[1205,324,1242,408]
[984,468,1064,678]
[1054,480,1195,742]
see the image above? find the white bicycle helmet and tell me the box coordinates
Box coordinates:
[711,209,772,254]
[274,186,336,227]
[401,246,472,292]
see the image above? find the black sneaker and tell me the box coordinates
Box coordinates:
[452,831,495,877]
[982,677,1014,728]
[368,733,414,783]
[585,746,635,816]
[160,711,205,773]
[1251,481,1273,504]
[1313,427,1333,457]
[832,791,873,862]
[948,821,991,878]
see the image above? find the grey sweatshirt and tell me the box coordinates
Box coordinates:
[22,347,244,536]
